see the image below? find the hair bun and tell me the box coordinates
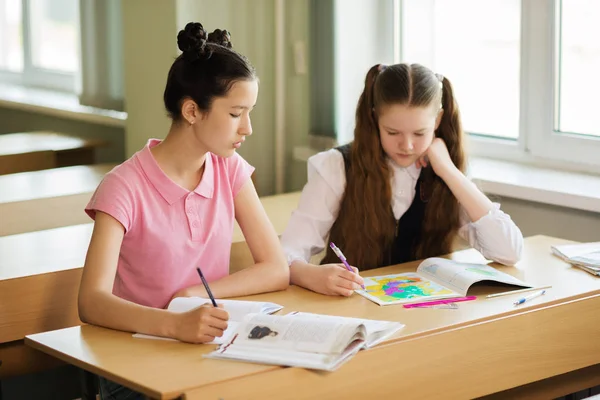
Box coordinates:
[177,22,208,62]
[207,29,232,49]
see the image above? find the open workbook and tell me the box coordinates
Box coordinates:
[551,242,600,276]
[357,257,531,306]
[204,312,404,371]
[133,297,283,344]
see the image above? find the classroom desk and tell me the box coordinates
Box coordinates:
[0,224,92,378]
[25,235,600,399]
[0,164,115,236]
[0,131,108,175]
[0,191,301,378]
[231,191,300,242]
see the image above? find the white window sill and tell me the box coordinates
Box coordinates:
[293,146,600,214]
[0,84,127,128]
[469,158,600,214]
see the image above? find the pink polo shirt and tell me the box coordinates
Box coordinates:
[85,139,254,309]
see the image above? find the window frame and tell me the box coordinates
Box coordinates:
[0,0,79,93]
[397,0,600,172]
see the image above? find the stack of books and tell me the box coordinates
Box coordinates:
[551,242,600,276]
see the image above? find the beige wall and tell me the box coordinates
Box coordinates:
[122,0,310,196]
[121,0,178,158]
[495,197,600,242]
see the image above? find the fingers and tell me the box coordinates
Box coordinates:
[339,268,364,287]
[195,305,229,331]
[211,305,230,321]
[201,325,227,339]
[330,275,360,297]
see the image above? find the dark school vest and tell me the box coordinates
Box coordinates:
[321,144,427,270]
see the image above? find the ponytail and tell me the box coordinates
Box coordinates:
[352,64,387,173]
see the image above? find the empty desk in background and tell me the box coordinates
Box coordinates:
[0,164,115,236]
[0,224,93,378]
[0,131,108,175]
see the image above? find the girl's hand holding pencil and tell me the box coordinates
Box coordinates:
[174,305,229,344]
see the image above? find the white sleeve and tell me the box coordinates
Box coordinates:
[280,149,346,265]
[458,203,524,265]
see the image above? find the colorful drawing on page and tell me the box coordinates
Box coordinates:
[362,272,454,304]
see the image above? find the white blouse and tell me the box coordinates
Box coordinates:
[280,149,524,267]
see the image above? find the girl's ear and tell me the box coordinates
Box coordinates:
[434,108,444,131]
[181,99,199,125]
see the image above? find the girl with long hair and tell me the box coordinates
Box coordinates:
[281,63,523,296]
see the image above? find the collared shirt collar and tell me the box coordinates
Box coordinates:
[136,139,214,205]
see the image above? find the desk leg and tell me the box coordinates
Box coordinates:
[79,369,97,400]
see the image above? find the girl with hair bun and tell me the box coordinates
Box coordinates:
[281,63,524,297]
[79,22,288,388]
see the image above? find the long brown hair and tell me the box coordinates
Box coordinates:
[327,63,466,269]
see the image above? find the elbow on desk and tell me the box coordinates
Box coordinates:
[271,264,290,291]
[486,238,524,266]
[263,260,290,292]
[77,291,101,325]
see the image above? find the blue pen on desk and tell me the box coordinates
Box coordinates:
[513,289,546,306]
[329,242,366,290]
[196,267,218,307]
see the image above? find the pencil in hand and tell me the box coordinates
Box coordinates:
[329,242,366,290]
[196,267,217,307]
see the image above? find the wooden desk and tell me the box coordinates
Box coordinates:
[184,235,600,400]
[0,131,108,175]
[184,294,600,400]
[0,224,92,378]
[25,236,600,399]
[0,191,300,377]
[0,164,114,236]
[231,191,300,243]
[231,191,300,272]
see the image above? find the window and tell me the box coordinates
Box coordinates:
[0,0,80,92]
[557,0,600,138]
[402,0,521,139]
[399,0,600,169]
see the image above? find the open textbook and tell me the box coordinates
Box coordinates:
[357,257,531,306]
[205,312,404,371]
[133,297,283,344]
[551,242,600,276]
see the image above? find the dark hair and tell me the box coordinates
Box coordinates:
[325,63,465,269]
[163,22,256,120]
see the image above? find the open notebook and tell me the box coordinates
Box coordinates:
[133,297,283,344]
[357,257,531,306]
[204,312,404,371]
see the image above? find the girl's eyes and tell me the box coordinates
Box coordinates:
[388,131,426,137]
[230,113,242,118]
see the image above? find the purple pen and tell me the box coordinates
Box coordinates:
[329,242,366,289]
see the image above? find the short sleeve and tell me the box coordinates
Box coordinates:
[85,172,134,232]
[227,152,255,197]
